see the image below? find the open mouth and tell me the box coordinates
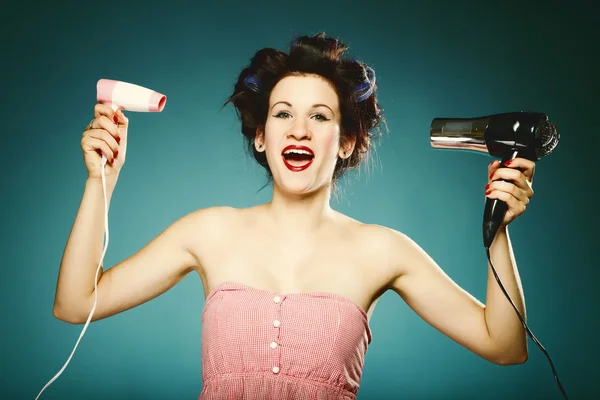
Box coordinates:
[281,145,314,172]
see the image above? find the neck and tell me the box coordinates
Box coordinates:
[264,182,334,235]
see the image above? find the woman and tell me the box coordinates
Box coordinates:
[54,33,533,399]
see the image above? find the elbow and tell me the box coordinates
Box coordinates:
[52,305,70,323]
[53,304,84,325]
[485,332,528,366]
[513,350,529,365]
[493,350,528,366]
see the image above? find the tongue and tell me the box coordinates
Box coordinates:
[284,153,313,166]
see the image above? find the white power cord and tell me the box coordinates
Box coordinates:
[35,155,109,399]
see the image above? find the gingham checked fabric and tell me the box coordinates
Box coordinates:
[199,281,373,400]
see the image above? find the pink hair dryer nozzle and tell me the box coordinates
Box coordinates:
[97,78,166,112]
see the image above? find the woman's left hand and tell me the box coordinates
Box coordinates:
[485,158,535,226]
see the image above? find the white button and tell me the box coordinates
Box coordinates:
[272,366,280,374]
[270,341,278,349]
[273,320,281,327]
[273,296,281,303]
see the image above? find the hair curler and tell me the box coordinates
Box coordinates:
[35,79,166,400]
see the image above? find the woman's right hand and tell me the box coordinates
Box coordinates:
[81,103,129,179]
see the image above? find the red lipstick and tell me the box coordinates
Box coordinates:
[281,145,314,172]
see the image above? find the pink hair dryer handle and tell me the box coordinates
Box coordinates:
[96,79,167,163]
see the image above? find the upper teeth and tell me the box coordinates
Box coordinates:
[284,149,312,156]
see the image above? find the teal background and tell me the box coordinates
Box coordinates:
[2,0,597,399]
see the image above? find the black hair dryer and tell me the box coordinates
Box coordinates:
[430,112,560,248]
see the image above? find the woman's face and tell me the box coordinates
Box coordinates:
[257,74,350,195]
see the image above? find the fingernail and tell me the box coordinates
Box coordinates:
[485,184,489,190]
[114,151,119,158]
[485,190,491,195]
[504,160,513,166]
[111,158,115,164]
[116,136,121,144]
[490,173,494,180]
[113,115,119,124]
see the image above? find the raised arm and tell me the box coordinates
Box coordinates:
[53,200,206,324]
[54,103,222,324]
[385,228,527,365]
[384,158,535,365]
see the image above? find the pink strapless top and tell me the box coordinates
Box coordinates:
[199,281,373,400]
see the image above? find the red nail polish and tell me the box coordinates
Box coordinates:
[490,173,494,179]
[111,158,115,164]
[113,115,119,124]
[504,160,513,166]
[485,190,491,195]
[116,136,121,144]
[114,151,119,157]
[485,184,489,190]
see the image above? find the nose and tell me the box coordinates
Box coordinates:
[287,117,311,140]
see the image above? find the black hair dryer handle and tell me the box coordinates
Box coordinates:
[482,153,518,248]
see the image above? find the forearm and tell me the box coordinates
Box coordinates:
[483,226,528,363]
[54,175,118,318]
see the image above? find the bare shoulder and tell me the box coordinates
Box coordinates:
[182,205,243,267]
[184,205,241,231]
[58,205,243,323]
[341,217,430,290]
[171,205,238,248]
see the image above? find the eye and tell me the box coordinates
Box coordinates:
[273,111,292,119]
[312,113,330,122]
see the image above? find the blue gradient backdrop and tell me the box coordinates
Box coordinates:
[2,1,597,399]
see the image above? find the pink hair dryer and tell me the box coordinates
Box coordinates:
[96,78,167,164]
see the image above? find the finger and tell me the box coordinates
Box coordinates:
[485,188,527,215]
[84,128,120,155]
[87,115,121,143]
[502,157,536,181]
[489,165,521,182]
[490,167,533,194]
[81,136,117,162]
[115,108,129,126]
[486,179,530,206]
[94,103,119,122]
[487,160,501,177]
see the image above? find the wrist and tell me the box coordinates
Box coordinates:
[86,173,119,188]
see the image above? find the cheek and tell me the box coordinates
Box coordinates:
[263,121,280,147]
[323,127,341,155]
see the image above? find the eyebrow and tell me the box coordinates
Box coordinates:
[271,101,334,114]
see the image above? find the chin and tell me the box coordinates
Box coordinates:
[277,178,317,196]
[269,154,334,196]
[273,171,329,197]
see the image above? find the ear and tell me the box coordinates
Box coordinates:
[255,125,265,152]
[338,136,356,159]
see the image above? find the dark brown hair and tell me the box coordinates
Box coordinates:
[225,33,385,184]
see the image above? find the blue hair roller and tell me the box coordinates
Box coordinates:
[356,66,376,102]
[291,35,300,49]
[244,75,260,93]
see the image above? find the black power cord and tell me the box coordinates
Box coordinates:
[485,246,569,400]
